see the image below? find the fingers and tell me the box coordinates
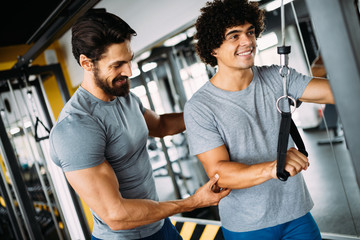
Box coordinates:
[208,173,219,187]
[209,174,231,197]
[285,148,309,176]
[218,188,231,198]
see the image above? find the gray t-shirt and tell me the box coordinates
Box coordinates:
[184,65,314,232]
[49,86,163,239]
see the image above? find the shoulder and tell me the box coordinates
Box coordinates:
[49,114,106,171]
[185,84,210,112]
[51,114,104,143]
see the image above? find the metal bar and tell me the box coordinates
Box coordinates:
[36,74,56,124]
[32,77,54,129]
[27,0,71,44]
[31,77,71,239]
[0,64,90,239]
[304,0,360,187]
[0,163,23,240]
[52,64,71,104]
[150,70,191,196]
[13,0,100,69]
[138,68,182,199]
[166,48,188,110]
[0,102,28,240]
[16,85,63,240]
[7,80,57,239]
[321,232,360,240]
[0,112,44,240]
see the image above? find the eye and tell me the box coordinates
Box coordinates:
[112,63,123,69]
[247,30,255,36]
[230,34,239,40]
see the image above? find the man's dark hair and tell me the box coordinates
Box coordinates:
[195,0,265,67]
[72,9,137,65]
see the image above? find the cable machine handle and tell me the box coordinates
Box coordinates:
[277,112,292,181]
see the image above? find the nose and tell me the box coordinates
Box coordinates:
[239,34,253,47]
[121,62,132,77]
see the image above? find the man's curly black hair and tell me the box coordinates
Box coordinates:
[195,0,265,67]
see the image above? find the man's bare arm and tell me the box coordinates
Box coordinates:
[300,78,334,104]
[65,161,230,231]
[143,109,185,138]
[197,145,309,189]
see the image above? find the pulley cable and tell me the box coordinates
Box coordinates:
[276,0,309,181]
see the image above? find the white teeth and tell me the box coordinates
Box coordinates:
[237,51,251,56]
[237,48,253,56]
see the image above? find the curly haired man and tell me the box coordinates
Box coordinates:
[184,0,333,239]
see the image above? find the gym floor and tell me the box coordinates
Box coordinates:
[153,128,360,237]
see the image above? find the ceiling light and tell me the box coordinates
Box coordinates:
[264,0,294,12]
[131,68,141,78]
[164,33,187,47]
[142,62,158,72]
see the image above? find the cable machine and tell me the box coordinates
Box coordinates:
[0,65,91,240]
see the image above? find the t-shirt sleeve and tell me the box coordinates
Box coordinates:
[49,114,106,172]
[287,67,312,101]
[184,101,224,156]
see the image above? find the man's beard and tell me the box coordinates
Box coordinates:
[93,66,130,97]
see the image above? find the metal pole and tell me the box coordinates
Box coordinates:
[150,70,191,196]
[19,81,64,240]
[0,104,44,240]
[167,48,188,110]
[0,157,24,240]
[31,76,71,239]
[0,104,28,240]
[8,80,53,240]
[304,0,360,187]
[138,68,182,199]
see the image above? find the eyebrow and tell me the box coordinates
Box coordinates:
[225,25,255,37]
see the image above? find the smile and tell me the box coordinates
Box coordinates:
[236,47,254,56]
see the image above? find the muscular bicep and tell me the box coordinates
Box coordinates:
[196,145,230,178]
[299,78,334,104]
[196,145,273,189]
[65,161,122,224]
[143,109,162,137]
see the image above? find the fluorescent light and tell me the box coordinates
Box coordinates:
[141,62,158,73]
[131,68,141,78]
[139,51,151,60]
[10,127,21,135]
[24,121,32,128]
[186,27,196,38]
[257,32,278,50]
[265,0,294,12]
[164,33,187,47]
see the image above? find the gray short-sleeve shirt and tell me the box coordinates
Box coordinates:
[50,87,163,239]
[184,65,314,232]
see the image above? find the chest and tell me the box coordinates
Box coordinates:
[97,101,148,162]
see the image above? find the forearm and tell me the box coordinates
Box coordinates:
[154,112,185,137]
[108,193,198,230]
[213,160,275,189]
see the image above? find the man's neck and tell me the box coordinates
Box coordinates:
[80,73,114,102]
[210,67,253,92]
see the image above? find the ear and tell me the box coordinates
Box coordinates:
[79,54,93,71]
[211,50,217,57]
